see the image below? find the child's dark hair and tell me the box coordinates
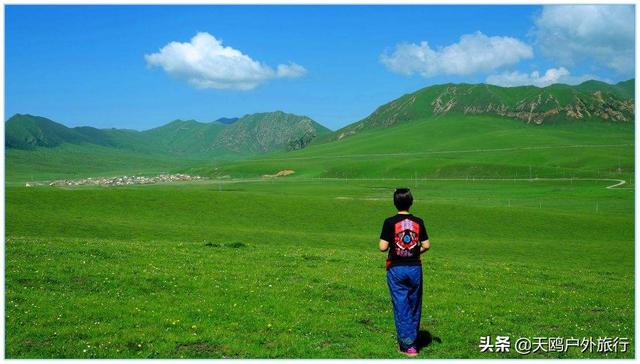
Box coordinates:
[393,188,413,211]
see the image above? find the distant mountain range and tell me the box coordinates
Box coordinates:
[331,79,634,141]
[5,79,635,157]
[5,111,330,155]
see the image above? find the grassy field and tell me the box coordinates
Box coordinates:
[191,114,634,182]
[5,144,214,184]
[5,177,634,358]
[4,114,635,358]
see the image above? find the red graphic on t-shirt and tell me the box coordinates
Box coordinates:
[394,219,420,251]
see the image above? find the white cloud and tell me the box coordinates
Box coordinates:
[276,63,307,78]
[380,31,533,77]
[533,5,635,75]
[145,32,307,90]
[486,67,611,87]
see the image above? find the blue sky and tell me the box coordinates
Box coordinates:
[5,5,635,130]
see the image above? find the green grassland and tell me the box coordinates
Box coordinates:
[5,178,634,358]
[5,113,635,358]
[192,114,634,183]
[5,111,330,183]
[5,144,215,184]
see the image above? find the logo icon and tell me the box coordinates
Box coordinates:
[394,219,420,250]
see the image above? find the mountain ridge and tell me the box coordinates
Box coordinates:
[5,111,330,155]
[329,79,635,141]
[6,79,635,155]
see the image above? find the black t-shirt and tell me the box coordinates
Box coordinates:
[379,214,429,268]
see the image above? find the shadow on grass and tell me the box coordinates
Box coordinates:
[416,330,442,351]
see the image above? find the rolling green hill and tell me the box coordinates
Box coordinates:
[216,111,330,153]
[5,114,116,149]
[142,119,228,154]
[5,79,634,183]
[141,111,330,154]
[5,111,331,182]
[328,79,634,142]
[5,111,330,155]
[195,113,634,183]
[182,81,634,182]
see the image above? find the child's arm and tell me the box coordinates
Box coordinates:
[379,239,390,252]
[419,239,430,254]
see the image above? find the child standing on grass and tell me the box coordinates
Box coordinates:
[378,188,430,357]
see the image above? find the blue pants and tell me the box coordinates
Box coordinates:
[387,264,423,350]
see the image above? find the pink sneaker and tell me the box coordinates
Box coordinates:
[401,346,418,357]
